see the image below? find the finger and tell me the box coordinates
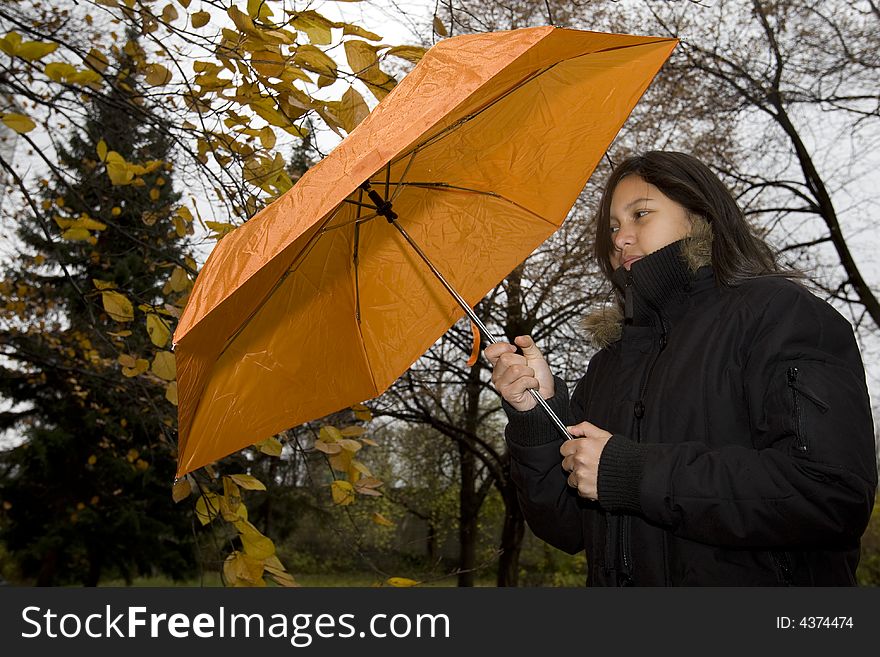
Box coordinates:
[483,342,516,365]
[566,422,598,438]
[494,363,535,387]
[514,335,544,359]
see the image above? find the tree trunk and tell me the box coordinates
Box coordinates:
[457,362,486,586]
[457,441,478,586]
[496,483,525,587]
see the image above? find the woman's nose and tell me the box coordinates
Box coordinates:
[613,224,635,250]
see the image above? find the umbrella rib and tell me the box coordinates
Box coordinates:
[213,203,346,360]
[384,181,561,229]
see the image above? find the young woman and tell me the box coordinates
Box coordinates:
[486,151,877,586]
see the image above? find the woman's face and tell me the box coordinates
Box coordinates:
[608,175,693,271]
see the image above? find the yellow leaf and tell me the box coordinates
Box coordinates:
[17,40,59,61]
[92,278,116,290]
[387,577,419,587]
[372,512,395,528]
[96,139,108,162]
[172,478,191,502]
[331,480,355,506]
[385,46,427,64]
[191,11,210,28]
[255,437,282,456]
[344,39,378,75]
[247,0,274,20]
[313,439,342,455]
[350,459,372,478]
[251,49,286,78]
[361,437,379,447]
[0,31,21,57]
[61,228,92,242]
[223,551,265,586]
[294,44,337,78]
[433,15,448,37]
[195,492,220,525]
[105,151,134,185]
[320,425,343,442]
[340,426,365,437]
[87,454,97,465]
[355,476,383,489]
[178,0,192,8]
[337,86,369,133]
[145,63,172,86]
[45,62,77,81]
[329,450,353,473]
[176,206,194,223]
[1,113,36,134]
[146,313,171,347]
[122,357,149,377]
[68,69,103,87]
[352,403,372,421]
[161,3,179,23]
[117,353,137,368]
[227,6,257,34]
[342,24,382,41]
[290,10,336,45]
[228,474,266,491]
[69,215,107,231]
[258,126,276,149]
[85,48,109,73]
[235,520,276,559]
[101,290,134,322]
[151,350,176,381]
[168,266,191,292]
[339,438,362,453]
[165,381,178,405]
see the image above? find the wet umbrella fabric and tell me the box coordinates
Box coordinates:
[173,26,677,477]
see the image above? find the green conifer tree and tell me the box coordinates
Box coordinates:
[0,43,197,586]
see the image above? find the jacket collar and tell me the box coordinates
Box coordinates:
[583,223,715,347]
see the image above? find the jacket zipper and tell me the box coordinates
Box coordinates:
[619,272,668,583]
[787,367,829,453]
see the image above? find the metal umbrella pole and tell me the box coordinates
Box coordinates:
[361,182,572,441]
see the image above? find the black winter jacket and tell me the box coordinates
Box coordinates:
[505,240,877,586]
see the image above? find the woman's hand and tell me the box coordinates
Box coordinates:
[560,421,613,501]
[484,335,555,412]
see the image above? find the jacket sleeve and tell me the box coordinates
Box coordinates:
[598,282,878,548]
[505,375,592,554]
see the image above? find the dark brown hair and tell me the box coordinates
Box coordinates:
[593,151,790,285]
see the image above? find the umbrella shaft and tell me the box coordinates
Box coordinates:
[389,218,572,441]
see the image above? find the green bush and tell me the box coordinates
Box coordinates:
[857,494,880,587]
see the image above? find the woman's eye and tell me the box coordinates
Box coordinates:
[610,226,620,234]
[634,210,649,219]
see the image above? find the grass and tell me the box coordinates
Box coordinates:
[94,570,496,587]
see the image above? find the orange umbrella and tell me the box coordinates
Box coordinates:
[173,25,677,478]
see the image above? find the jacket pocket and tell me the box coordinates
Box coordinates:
[786,366,830,453]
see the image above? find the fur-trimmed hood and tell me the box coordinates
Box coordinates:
[581,219,713,348]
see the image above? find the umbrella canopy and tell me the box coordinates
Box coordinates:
[173,25,677,477]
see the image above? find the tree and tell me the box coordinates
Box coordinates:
[0,41,194,585]
[641,0,880,332]
[0,0,418,585]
